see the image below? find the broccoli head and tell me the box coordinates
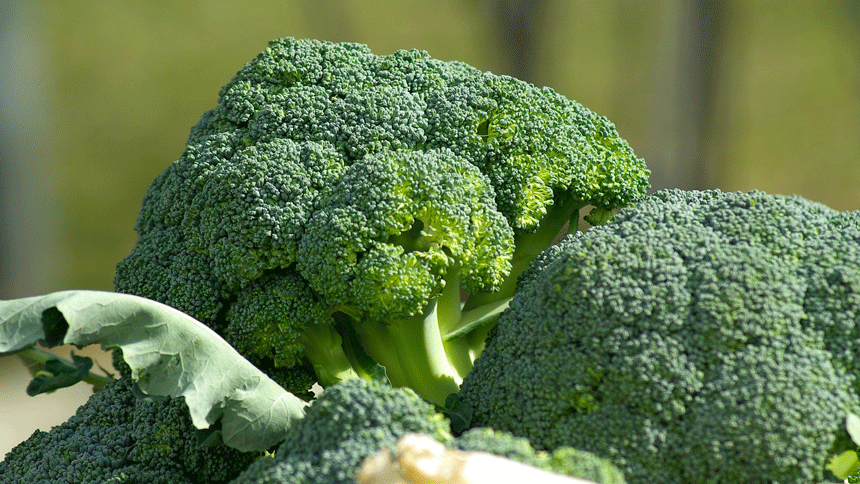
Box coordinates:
[114,37,649,405]
[458,189,860,483]
[0,378,257,484]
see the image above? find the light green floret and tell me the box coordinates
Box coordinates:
[297,149,514,403]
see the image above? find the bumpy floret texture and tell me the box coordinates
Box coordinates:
[0,378,256,484]
[225,268,326,395]
[297,148,514,321]
[113,37,648,391]
[229,378,452,484]
[459,189,860,483]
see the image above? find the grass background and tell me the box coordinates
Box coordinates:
[1,0,858,459]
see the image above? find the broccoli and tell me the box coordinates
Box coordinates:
[113,37,649,405]
[457,189,860,483]
[230,378,625,484]
[0,378,257,484]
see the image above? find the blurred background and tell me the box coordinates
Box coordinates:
[1,0,858,458]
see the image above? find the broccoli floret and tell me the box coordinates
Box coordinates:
[294,149,514,402]
[225,269,349,394]
[452,427,626,484]
[0,378,257,484]
[114,37,648,406]
[458,189,860,483]
[229,378,452,484]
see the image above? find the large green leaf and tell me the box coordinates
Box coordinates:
[0,290,308,452]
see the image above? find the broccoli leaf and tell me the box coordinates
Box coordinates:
[25,350,96,396]
[829,414,860,480]
[0,290,308,452]
[827,450,860,480]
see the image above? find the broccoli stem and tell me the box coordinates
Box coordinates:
[435,266,479,379]
[443,296,512,342]
[16,347,114,393]
[349,291,464,407]
[299,322,361,387]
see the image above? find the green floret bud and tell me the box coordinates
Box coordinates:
[295,148,514,403]
[190,139,346,287]
[298,148,513,320]
[224,268,358,393]
[114,226,229,326]
[226,269,331,369]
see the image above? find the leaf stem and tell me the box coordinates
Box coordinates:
[15,346,114,393]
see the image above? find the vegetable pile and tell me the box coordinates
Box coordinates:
[1,37,858,484]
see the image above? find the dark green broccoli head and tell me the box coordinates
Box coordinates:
[0,378,256,484]
[114,37,648,404]
[458,188,860,483]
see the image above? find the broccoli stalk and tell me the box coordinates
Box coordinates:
[298,321,361,386]
[351,301,463,405]
[342,264,478,404]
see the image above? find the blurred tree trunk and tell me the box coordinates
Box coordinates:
[646,0,726,190]
[0,3,59,299]
[488,0,545,83]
